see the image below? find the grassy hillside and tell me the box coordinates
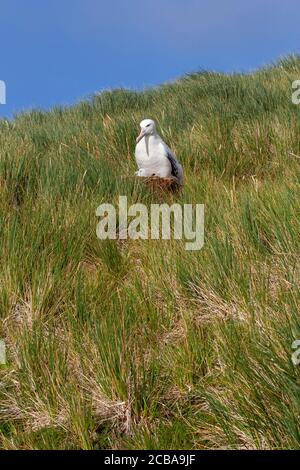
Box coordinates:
[0,56,300,450]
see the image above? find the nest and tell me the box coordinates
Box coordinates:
[138,176,182,194]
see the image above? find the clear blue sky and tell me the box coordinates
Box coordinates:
[0,0,299,117]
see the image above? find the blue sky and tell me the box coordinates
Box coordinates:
[0,0,299,117]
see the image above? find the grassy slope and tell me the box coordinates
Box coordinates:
[0,56,300,450]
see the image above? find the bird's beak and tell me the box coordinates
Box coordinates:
[136,129,146,143]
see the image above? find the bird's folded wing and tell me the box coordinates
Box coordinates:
[160,143,181,179]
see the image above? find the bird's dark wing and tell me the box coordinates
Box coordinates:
[166,151,180,179]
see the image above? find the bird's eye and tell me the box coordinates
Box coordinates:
[146,124,151,127]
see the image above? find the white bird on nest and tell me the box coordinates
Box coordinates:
[135,119,183,185]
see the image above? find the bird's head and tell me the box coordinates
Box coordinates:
[136,119,156,143]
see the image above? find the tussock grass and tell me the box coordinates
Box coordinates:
[0,55,300,449]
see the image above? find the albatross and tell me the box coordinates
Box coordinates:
[135,119,183,185]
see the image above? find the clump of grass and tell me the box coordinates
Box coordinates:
[0,55,300,449]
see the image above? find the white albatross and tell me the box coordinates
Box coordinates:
[135,119,183,185]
